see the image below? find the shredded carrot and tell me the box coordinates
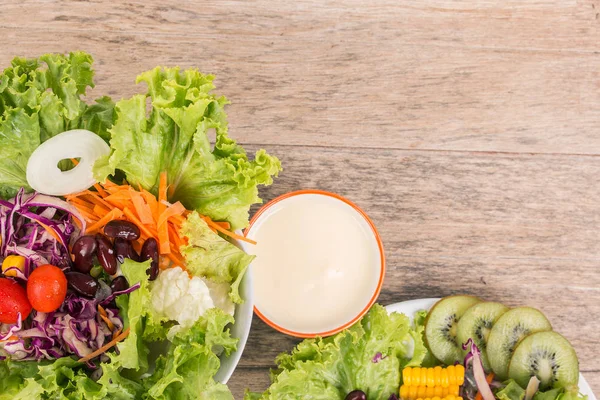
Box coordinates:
[66,171,252,275]
[475,373,495,400]
[157,172,170,254]
[112,328,122,340]
[86,209,123,233]
[97,305,115,331]
[202,216,257,245]
[131,192,153,225]
[78,327,130,363]
[0,335,18,342]
[36,220,64,244]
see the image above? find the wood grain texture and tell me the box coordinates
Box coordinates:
[0,1,598,398]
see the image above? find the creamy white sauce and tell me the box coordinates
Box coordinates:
[248,193,382,335]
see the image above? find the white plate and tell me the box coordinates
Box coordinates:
[385,298,596,400]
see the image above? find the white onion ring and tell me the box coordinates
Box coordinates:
[26,129,110,196]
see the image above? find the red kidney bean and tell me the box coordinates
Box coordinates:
[114,238,139,264]
[71,235,97,273]
[109,276,129,293]
[140,238,159,281]
[103,220,140,241]
[66,272,99,297]
[345,391,367,400]
[96,234,117,275]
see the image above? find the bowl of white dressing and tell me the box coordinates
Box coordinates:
[241,190,385,338]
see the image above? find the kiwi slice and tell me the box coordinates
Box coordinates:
[508,331,579,390]
[487,307,552,380]
[456,301,509,371]
[424,295,482,365]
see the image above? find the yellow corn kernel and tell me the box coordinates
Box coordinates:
[409,386,418,399]
[425,387,435,398]
[427,368,435,387]
[448,385,460,396]
[454,365,465,386]
[432,397,441,400]
[402,366,464,388]
[440,366,449,387]
[400,385,410,399]
[403,368,411,386]
[2,255,26,277]
[447,365,456,386]
[434,387,443,397]
[417,386,427,399]
[446,396,455,400]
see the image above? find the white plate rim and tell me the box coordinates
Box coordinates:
[385,298,596,400]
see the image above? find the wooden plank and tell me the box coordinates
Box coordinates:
[1,4,599,155]
[238,144,600,394]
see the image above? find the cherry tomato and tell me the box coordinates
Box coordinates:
[27,264,67,313]
[0,278,32,324]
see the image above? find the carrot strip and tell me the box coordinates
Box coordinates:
[112,328,122,340]
[157,202,186,228]
[123,208,157,239]
[131,192,153,225]
[78,328,130,363]
[157,172,170,254]
[86,209,123,233]
[214,221,231,230]
[140,190,158,217]
[82,190,114,211]
[202,216,257,245]
[93,204,111,217]
[36,220,64,244]
[97,305,115,331]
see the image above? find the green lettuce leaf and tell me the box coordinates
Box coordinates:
[411,309,439,369]
[94,66,281,229]
[181,211,254,303]
[0,52,115,198]
[497,380,526,400]
[249,304,425,400]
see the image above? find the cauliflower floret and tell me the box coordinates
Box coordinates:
[202,279,235,316]
[151,267,214,329]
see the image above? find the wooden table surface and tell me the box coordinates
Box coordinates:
[2,1,599,398]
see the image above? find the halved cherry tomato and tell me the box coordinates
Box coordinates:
[27,264,67,313]
[0,278,32,324]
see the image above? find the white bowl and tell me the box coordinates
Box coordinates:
[214,237,254,383]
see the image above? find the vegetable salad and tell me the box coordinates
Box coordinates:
[0,52,280,399]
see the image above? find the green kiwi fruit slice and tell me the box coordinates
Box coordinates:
[424,295,482,365]
[487,307,552,380]
[508,331,579,390]
[456,301,510,371]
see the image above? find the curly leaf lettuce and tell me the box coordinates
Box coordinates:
[0,52,115,198]
[94,66,281,229]
[249,304,426,400]
[181,211,254,304]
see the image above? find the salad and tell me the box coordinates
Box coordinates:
[0,52,280,399]
[246,296,588,400]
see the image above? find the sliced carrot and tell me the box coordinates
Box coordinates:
[123,208,157,239]
[82,190,113,211]
[140,190,158,217]
[131,192,153,225]
[36,220,65,244]
[202,216,257,245]
[157,172,170,254]
[86,209,124,233]
[93,204,111,217]
[157,202,186,228]
[97,305,115,331]
[78,327,130,363]
[214,221,231,230]
[112,328,122,340]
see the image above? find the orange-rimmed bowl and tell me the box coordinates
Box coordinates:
[241,190,385,338]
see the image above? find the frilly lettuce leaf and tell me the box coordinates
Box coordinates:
[180,211,254,303]
[249,304,426,400]
[0,52,115,198]
[94,66,281,229]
